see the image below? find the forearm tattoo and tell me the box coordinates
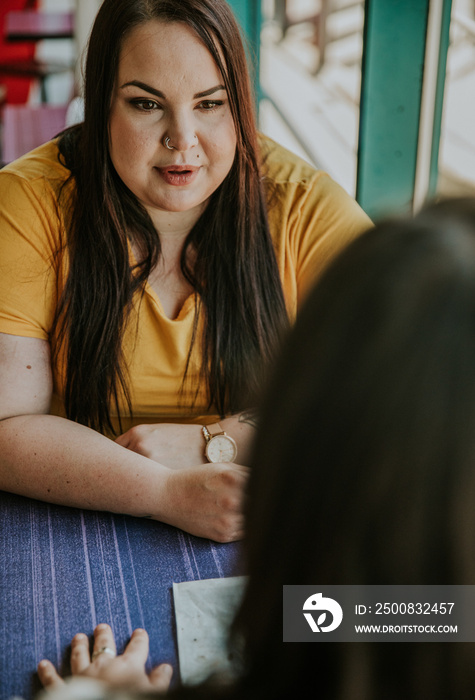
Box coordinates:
[238,409,259,429]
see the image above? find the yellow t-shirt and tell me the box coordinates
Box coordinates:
[0,135,371,430]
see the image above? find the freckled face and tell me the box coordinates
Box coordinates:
[108,20,237,228]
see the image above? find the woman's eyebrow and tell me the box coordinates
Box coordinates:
[194,84,226,98]
[120,80,226,99]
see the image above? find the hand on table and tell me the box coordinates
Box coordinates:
[160,462,249,542]
[115,423,205,469]
[115,423,249,542]
[38,624,172,692]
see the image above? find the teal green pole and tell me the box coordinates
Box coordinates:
[356,0,452,219]
[429,0,452,196]
[356,0,430,218]
[226,0,262,103]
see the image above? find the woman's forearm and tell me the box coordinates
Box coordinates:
[0,413,248,542]
[219,410,258,465]
[115,410,258,469]
[0,414,170,517]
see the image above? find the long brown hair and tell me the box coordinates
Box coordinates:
[55,0,287,434]
[229,198,475,700]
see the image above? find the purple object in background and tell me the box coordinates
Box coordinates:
[1,104,68,163]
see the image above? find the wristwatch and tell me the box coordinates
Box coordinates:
[202,422,237,463]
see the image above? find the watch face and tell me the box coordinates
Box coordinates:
[206,435,237,463]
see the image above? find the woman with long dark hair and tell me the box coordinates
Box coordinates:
[38,198,475,698]
[0,0,370,542]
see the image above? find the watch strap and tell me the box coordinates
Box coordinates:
[205,422,225,437]
[202,423,225,445]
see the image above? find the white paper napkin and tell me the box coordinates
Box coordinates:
[173,575,247,684]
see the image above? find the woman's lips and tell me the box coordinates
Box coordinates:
[156,164,200,186]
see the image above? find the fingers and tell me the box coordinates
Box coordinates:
[216,522,245,543]
[70,632,91,674]
[115,425,148,449]
[148,663,173,691]
[229,463,251,475]
[163,464,247,541]
[114,431,130,447]
[115,427,150,458]
[122,627,149,664]
[39,629,172,691]
[37,659,65,689]
[232,520,245,542]
[92,623,117,662]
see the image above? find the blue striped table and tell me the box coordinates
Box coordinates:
[0,491,242,699]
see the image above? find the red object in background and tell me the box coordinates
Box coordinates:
[0,0,38,104]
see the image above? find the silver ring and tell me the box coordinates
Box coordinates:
[92,646,116,660]
[165,136,174,150]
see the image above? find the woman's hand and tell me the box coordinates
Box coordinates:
[38,624,172,692]
[115,423,205,469]
[159,462,248,542]
[115,414,256,469]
